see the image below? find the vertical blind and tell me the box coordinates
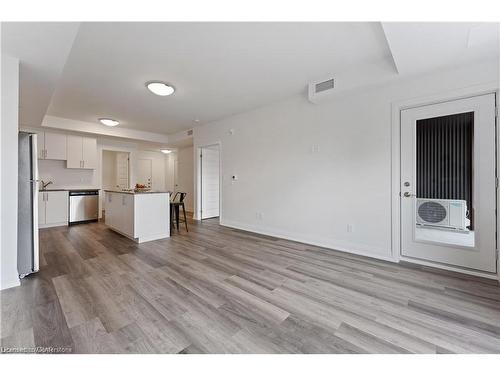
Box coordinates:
[416,112,474,227]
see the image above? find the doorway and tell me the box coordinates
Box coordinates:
[101,150,130,216]
[200,144,220,220]
[137,158,152,188]
[115,152,129,189]
[400,94,497,273]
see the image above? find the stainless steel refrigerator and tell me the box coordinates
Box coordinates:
[18,132,39,277]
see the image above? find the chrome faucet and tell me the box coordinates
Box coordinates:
[41,180,53,190]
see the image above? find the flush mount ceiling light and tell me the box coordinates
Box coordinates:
[146,81,175,96]
[99,118,119,127]
[160,149,172,154]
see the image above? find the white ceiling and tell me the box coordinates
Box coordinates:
[3,22,498,138]
[46,22,392,134]
[1,22,80,127]
[382,22,499,75]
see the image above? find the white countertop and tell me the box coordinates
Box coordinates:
[104,189,170,195]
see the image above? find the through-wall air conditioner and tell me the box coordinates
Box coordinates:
[416,198,470,231]
[308,77,335,103]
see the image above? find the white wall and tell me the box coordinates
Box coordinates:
[1,55,20,290]
[101,150,117,190]
[100,150,118,210]
[193,60,499,262]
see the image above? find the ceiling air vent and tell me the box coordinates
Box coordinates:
[308,77,335,104]
[187,129,193,136]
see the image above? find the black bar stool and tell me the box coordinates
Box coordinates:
[170,192,188,232]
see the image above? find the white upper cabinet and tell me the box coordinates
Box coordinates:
[82,137,97,169]
[67,135,97,169]
[45,132,67,160]
[66,135,82,168]
[37,132,67,160]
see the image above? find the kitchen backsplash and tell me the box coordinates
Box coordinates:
[38,159,98,189]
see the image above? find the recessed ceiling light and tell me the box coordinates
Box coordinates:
[99,118,119,127]
[160,149,172,154]
[146,81,175,96]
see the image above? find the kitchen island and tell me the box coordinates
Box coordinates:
[104,190,170,243]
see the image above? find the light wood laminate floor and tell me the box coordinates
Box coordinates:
[1,218,500,353]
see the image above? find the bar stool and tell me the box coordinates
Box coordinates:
[170,192,188,232]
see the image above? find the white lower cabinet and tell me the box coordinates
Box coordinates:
[104,191,169,243]
[39,191,68,228]
[105,192,134,238]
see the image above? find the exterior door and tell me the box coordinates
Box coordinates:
[137,158,152,188]
[401,94,497,273]
[201,145,220,219]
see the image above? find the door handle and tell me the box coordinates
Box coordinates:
[403,192,416,197]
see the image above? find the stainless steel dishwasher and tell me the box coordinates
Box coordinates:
[69,190,99,224]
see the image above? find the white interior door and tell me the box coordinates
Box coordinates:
[401,94,497,273]
[201,145,220,219]
[116,152,129,189]
[174,159,179,193]
[136,158,152,188]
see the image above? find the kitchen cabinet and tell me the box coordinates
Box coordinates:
[37,132,67,160]
[67,135,97,169]
[39,190,68,228]
[105,191,134,237]
[104,191,169,243]
[82,137,97,169]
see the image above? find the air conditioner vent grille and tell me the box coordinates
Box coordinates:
[418,201,447,223]
[315,79,334,93]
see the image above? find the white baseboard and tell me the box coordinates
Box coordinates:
[39,222,68,229]
[0,277,21,290]
[399,255,499,280]
[220,219,395,263]
[137,232,170,243]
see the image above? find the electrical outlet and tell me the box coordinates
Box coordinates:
[255,212,263,220]
[347,224,353,233]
